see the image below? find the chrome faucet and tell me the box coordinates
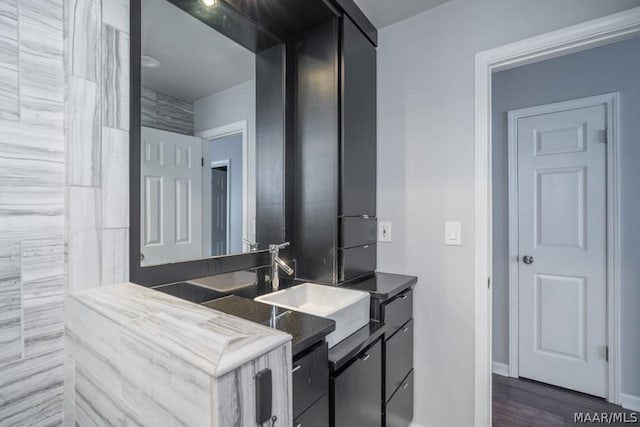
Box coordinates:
[269,242,294,292]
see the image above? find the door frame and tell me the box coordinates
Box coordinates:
[198,120,249,254]
[473,7,640,426]
[506,94,620,393]
[210,159,231,254]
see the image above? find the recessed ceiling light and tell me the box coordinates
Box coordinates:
[141,55,161,69]
[201,0,218,6]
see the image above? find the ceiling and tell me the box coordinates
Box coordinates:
[141,0,255,102]
[353,0,450,29]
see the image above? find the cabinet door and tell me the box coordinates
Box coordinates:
[293,342,329,418]
[341,16,376,217]
[295,393,329,427]
[385,371,414,427]
[332,340,382,427]
[385,319,413,402]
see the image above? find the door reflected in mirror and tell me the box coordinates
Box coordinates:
[140,0,256,266]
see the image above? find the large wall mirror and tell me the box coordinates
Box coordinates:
[140,0,258,266]
[130,0,292,285]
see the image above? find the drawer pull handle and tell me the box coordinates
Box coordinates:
[363,245,369,249]
[292,365,302,373]
[399,294,408,300]
[360,353,370,362]
[403,327,409,333]
[362,215,370,219]
[403,382,409,390]
[295,424,302,427]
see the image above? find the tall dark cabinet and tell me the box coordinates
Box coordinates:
[294,15,377,284]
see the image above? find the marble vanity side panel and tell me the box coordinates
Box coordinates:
[102,0,129,33]
[64,295,121,393]
[0,243,22,366]
[18,0,64,128]
[21,239,65,358]
[213,343,292,427]
[67,75,101,186]
[68,186,101,291]
[0,0,19,121]
[101,228,129,286]
[102,24,129,131]
[74,360,147,427]
[101,126,129,229]
[0,349,64,426]
[119,324,213,427]
[66,0,100,82]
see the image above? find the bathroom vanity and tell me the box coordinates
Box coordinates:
[122,0,417,425]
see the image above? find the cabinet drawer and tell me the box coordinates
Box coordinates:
[294,393,329,427]
[385,319,413,402]
[293,342,329,419]
[383,289,413,333]
[332,339,382,427]
[339,244,376,282]
[385,370,414,427]
[340,217,377,248]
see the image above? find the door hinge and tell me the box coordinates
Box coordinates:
[488,277,491,289]
[201,157,204,167]
[602,130,608,144]
[605,346,609,362]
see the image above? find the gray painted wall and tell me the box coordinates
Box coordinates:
[492,36,640,397]
[141,87,194,135]
[195,79,257,242]
[211,133,244,254]
[376,2,640,425]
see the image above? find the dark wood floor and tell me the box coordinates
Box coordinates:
[493,374,639,427]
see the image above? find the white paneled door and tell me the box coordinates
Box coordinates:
[516,104,607,397]
[141,127,203,266]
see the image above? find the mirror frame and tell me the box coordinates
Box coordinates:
[129,0,277,286]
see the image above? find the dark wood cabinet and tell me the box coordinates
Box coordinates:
[293,342,330,419]
[385,319,413,402]
[385,371,414,427]
[295,393,330,427]
[341,15,377,218]
[371,288,415,426]
[331,339,382,427]
[294,15,377,284]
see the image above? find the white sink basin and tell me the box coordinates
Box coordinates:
[255,283,370,348]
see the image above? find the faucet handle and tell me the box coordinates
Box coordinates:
[270,241,290,252]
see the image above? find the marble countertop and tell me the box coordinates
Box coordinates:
[203,295,336,357]
[70,282,291,378]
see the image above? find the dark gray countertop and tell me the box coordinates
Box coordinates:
[328,321,385,372]
[202,295,336,357]
[342,272,417,301]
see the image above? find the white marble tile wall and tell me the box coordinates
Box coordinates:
[65,0,130,293]
[0,0,65,424]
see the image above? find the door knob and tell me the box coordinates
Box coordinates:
[522,255,534,265]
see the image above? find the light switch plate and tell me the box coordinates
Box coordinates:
[379,221,392,242]
[445,221,462,246]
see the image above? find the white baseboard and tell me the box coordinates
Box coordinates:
[409,422,424,427]
[492,361,509,377]
[620,393,640,412]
